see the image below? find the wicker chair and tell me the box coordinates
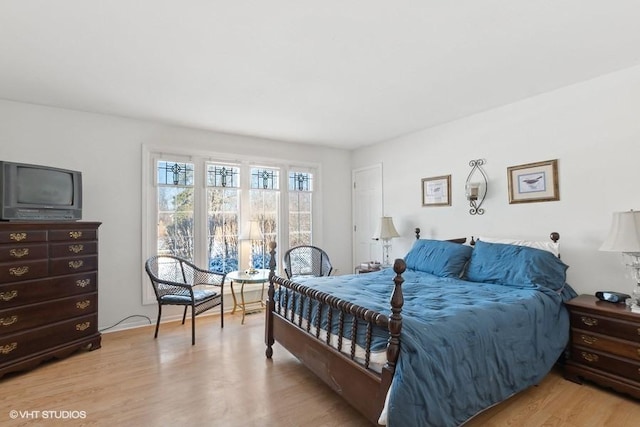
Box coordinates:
[283,245,333,279]
[145,255,226,345]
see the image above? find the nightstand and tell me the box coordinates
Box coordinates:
[564,294,640,399]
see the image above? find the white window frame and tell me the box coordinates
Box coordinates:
[141,145,321,305]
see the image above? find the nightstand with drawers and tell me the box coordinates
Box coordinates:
[564,294,640,399]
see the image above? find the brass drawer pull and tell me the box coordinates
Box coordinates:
[9,248,29,258]
[76,321,91,331]
[69,260,84,269]
[0,290,18,301]
[9,233,27,242]
[76,300,91,310]
[581,352,599,363]
[580,316,598,327]
[69,244,84,253]
[580,335,598,345]
[0,315,17,327]
[0,342,17,354]
[76,279,90,288]
[9,266,29,277]
[69,231,83,239]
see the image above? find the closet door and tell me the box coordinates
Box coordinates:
[352,164,383,270]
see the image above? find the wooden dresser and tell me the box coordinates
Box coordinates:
[564,294,640,399]
[0,221,101,378]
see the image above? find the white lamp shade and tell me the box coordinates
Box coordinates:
[373,217,400,240]
[241,220,263,241]
[600,210,640,254]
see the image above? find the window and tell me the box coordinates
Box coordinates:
[143,148,318,304]
[249,167,279,269]
[156,160,195,260]
[288,171,313,247]
[206,164,240,273]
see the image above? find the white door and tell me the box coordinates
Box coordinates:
[352,164,383,270]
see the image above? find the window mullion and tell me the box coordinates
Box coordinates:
[194,157,208,268]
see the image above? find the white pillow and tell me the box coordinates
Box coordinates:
[478,236,560,257]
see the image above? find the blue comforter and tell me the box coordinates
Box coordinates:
[294,267,576,426]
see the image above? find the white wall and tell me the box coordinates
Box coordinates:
[0,100,353,331]
[352,64,640,297]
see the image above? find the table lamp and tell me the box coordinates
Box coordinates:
[243,220,263,274]
[372,216,400,267]
[600,210,640,305]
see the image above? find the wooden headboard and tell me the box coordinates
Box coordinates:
[414,227,560,249]
[414,227,467,244]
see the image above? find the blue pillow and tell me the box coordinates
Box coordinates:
[404,239,473,278]
[464,240,568,290]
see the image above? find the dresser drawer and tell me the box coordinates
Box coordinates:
[50,255,98,275]
[0,260,49,284]
[0,314,98,364]
[0,293,97,334]
[0,272,97,309]
[50,241,97,258]
[0,243,48,263]
[571,346,640,382]
[48,229,98,242]
[570,310,640,343]
[0,230,47,244]
[572,330,640,361]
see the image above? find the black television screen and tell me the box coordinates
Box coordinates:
[17,166,74,206]
[0,160,82,221]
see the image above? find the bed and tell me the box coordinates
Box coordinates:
[264,232,577,426]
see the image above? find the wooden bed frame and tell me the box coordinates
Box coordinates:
[264,241,404,425]
[264,231,561,425]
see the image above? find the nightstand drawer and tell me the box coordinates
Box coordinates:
[570,311,640,343]
[572,346,640,381]
[572,330,640,361]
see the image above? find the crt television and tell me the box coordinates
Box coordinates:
[0,161,82,221]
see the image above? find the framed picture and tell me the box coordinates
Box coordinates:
[422,175,451,207]
[507,159,559,204]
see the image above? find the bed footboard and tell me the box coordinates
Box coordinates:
[264,242,405,425]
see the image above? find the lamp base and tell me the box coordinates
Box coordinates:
[382,241,392,267]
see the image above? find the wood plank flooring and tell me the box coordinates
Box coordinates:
[1,312,638,426]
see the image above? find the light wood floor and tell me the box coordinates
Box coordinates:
[1,312,639,426]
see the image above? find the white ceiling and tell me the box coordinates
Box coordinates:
[2,1,640,150]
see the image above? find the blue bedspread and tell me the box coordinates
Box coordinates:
[294,267,577,426]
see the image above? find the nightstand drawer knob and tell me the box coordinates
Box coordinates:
[580,335,598,345]
[580,316,599,327]
[581,352,599,363]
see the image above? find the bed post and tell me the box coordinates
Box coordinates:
[265,241,277,358]
[381,258,406,393]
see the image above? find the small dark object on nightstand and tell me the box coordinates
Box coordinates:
[595,291,631,303]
